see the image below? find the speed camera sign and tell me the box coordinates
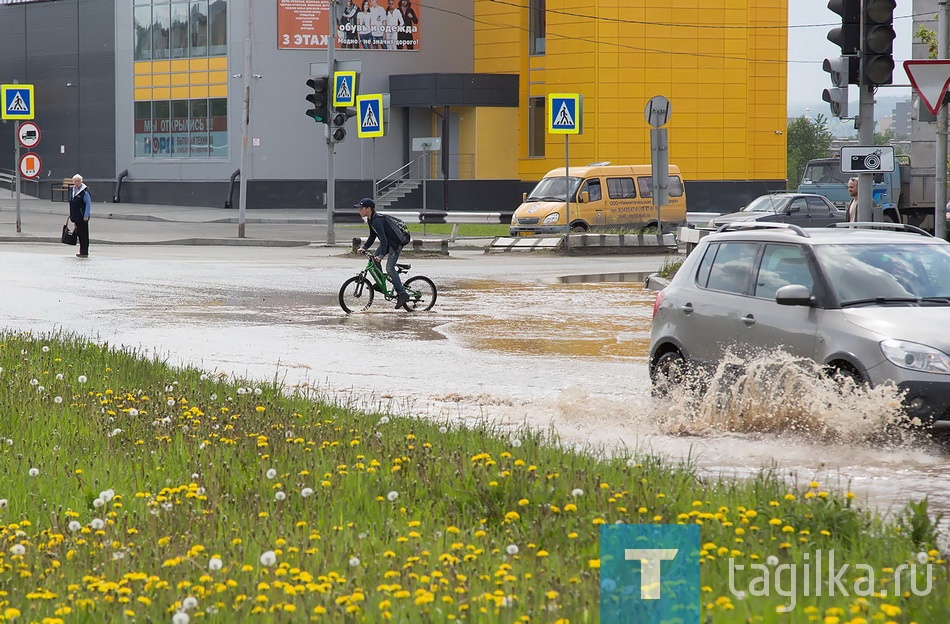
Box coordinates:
[840,146,895,173]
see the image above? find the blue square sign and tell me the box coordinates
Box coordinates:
[600,524,701,624]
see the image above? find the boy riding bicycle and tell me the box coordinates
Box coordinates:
[356,198,409,309]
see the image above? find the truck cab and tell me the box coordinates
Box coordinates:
[796,157,903,210]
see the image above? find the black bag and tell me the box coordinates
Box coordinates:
[61,219,77,246]
[385,214,411,246]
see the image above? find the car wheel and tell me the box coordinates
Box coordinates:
[651,350,687,397]
[827,363,865,388]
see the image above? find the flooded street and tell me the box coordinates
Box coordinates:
[1,244,947,533]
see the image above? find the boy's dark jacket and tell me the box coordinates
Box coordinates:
[364,212,403,257]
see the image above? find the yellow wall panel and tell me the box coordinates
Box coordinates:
[474,0,787,184]
[170,60,189,73]
[134,75,152,88]
[171,73,189,87]
[190,58,209,71]
[208,85,228,98]
[209,71,229,85]
[190,72,210,86]
[134,88,151,102]
[153,74,171,87]
[190,86,209,99]
[152,61,170,73]
[170,86,189,99]
[152,87,170,99]
[208,57,228,70]
[134,62,150,75]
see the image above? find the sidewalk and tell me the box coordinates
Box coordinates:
[0,195,348,247]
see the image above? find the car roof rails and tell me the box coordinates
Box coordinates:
[715,222,810,237]
[825,222,933,237]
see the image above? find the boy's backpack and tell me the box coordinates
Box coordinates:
[385,214,412,247]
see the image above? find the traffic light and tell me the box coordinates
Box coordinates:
[329,107,357,142]
[822,87,849,118]
[862,0,896,86]
[305,76,330,124]
[827,0,860,57]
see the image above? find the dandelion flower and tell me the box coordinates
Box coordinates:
[275,491,286,501]
[301,488,314,498]
[209,557,223,571]
[93,498,105,508]
[90,518,105,530]
[55,373,63,380]
[54,396,63,404]
[200,374,208,381]
[260,551,276,566]
[265,469,277,479]
[254,388,262,395]
[511,438,522,448]
[0,499,6,508]
[128,408,139,417]
[161,502,173,511]
[109,428,123,437]
[237,388,247,395]
[182,596,198,611]
[172,612,190,624]
[10,544,25,556]
[766,555,779,566]
[349,557,361,567]
[387,491,399,502]
[78,375,87,383]
[917,551,929,564]
[68,521,81,532]
[42,346,50,352]
[439,426,448,434]
[28,468,39,477]
[506,544,519,555]
[100,489,115,502]
[30,378,39,386]
[572,488,584,497]
[378,416,390,425]
[167,399,176,407]
[210,393,218,401]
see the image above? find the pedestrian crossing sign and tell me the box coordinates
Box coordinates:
[1,84,34,120]
[356,94,384,138]
[333,71,356,107]
[548,93,582,135]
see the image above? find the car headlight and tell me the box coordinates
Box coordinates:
[543,213,560,224]
[880,339,950,374]
[511,214,517,225]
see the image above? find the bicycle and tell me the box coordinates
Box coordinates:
[339,253,438,313]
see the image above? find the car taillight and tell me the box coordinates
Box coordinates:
[652,290,664,320]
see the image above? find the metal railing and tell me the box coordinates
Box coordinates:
[375,153,426,201]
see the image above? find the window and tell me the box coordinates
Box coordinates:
[190,1,209,56]
[151,3,170,59]
[807,197,832,216]
[529,0,545,55]
[754,245,813,300]
[134,97,228,159]
[209,0,228,56]
[134,6,152,60]
[528,97,545,157]
[788,198,807,215]
[705,242,758,294]
[582,179,601,202]
[695,243,718,288]
[638,175,684,199]
[170,2,190,58]
[606,177,636,199]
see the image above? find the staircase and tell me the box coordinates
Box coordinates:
[375,179,421,210]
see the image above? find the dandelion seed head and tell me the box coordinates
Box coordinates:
[161,502,173,511]
[439,426,448,434]
[210,393,218,400]
[510,438,522,448]
[387,491,399,502]
[0,499,7,508]
[167,399,176,407]
[237,388,246,395]
[128,408,139,417]
[182,596,198,610]
[265,469,277,479]
[28,468,39,477]
[301,487,314,498]
[36,385,44,393]
[78,375,87,383]
[55,373,63,380]
[30,378,39,386]
[378,416,390,425]
[766,555,779,566]
[506,544,519,555]
[90,518,105,530]
[54,396,63,404]
[172,612,190,624]
[260,550,276,566]
[10,544,25,556]
[572,488,584,498]
[254,388,262,396]
[100,489,115,502]
[165,385,174,393]
[275,491,286,501]
[200,374,208,381]
[109,428,123,437]
[68,521,81,532]
[209,557,223,571]
[42,346,50,353]
[917,551,929,564]
[349,557,361,567]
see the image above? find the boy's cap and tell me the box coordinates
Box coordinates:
[355,198,375,208]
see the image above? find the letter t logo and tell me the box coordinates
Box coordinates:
[625,549,678,600]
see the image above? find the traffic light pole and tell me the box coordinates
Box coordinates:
[936,0,949,241]
[325,0,338,245]
[857,84,875,222]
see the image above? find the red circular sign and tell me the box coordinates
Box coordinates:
[18,122,40,149]
[18,152,42,179]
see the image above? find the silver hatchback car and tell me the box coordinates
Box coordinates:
[649,223,950,425]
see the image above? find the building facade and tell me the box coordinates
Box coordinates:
[1,0,788,211]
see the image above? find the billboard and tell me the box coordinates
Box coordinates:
[278,0,421,51]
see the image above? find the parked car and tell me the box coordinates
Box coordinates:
[649,222,950,426]
[708,193,845,228]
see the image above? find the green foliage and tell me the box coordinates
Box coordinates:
[916,24,939,60]
[786,115,834,189]
[656,255,684,279]
[0,331,947,621]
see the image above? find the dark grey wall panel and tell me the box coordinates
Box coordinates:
[0,0,114,180]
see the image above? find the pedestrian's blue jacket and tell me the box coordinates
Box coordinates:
[362,212,400,257]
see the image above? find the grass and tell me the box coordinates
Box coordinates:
[338,224,511,238]
[0,331,946,622]
[656,255,685,279]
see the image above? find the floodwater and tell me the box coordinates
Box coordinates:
[0,245,946,534]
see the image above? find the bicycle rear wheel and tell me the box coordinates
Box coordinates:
[339,276,375,313]
[402,276,437,312]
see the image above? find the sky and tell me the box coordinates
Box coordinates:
[787,3,913,110]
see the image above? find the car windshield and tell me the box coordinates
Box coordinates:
[814,243,950,303]
[741,196,787,213]
[526,177,582,202]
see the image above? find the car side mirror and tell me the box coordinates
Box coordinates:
[522,192,527,203]
[579,191,589,204]
[786,205,800,214]
[775,284,813,306]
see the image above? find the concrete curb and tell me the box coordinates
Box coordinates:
[0,236,312,247]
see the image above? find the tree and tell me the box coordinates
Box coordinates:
[786,114,834,188]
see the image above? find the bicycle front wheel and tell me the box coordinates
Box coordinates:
[339,276,375,313]
[402,276,437,312]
